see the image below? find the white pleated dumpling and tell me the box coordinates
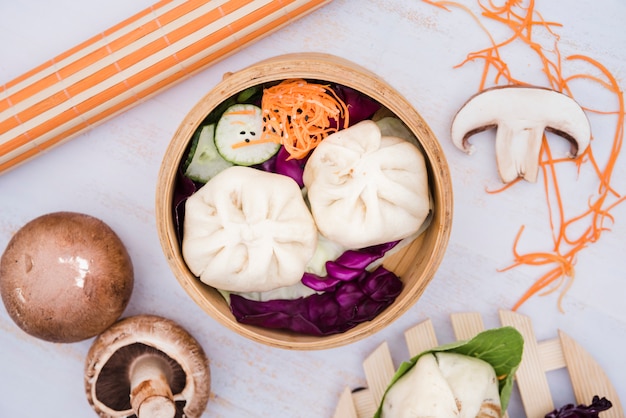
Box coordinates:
[381,352,502,418]
[436,352,501,418]
[182,166,318,292]
[381,353,458,418]
[303,120,430,249]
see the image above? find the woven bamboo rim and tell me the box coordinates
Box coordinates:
[155,52,453,350]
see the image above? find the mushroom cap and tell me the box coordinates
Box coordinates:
[451,85,591,156]
[450,85,591,183]
[85,314,211,418]
[0,211,133,343]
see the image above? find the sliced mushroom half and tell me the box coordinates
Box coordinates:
[85,315,210,418]
[451,85,591,183]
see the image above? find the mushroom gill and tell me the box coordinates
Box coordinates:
[94,343,186,416]
[85,315,211,418]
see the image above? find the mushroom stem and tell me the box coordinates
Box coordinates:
[495,120,544,183]
[129,354,176,418]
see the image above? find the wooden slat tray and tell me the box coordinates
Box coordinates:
[334,310,623,418]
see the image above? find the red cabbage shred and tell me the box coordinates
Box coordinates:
[301,240,399,291]
[545,396,612,418]
[230,266,402,336]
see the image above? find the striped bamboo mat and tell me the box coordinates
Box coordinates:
[0,0,331,174]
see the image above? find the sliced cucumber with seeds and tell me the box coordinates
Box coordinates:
[184,124,233,183]
[215,104,280,166]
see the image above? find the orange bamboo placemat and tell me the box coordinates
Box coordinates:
[0,0,331,174]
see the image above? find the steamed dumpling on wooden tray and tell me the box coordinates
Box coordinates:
[182,166,318,292]
[303,120,430,249]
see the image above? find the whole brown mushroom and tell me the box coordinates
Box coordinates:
[85,315,211,418]
[0,211,133,343]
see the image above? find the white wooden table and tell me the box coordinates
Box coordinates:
[1,1,625,417]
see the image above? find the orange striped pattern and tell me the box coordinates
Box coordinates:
[0,0,331,174]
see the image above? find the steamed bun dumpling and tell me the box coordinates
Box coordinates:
[381,352,501,418]
[182,166,318,292]
[436,353,501,418]
[381,353,458,418]
[303,120,430,249]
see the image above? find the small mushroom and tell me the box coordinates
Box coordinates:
[85,314,211,418]
[451,85,591,183]
[0,211,133,343]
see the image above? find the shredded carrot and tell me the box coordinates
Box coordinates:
[225,109,257,116]
[230,137,276,149]
[485,177,521,194]
[425,0,626,312]
[259,79,349,160]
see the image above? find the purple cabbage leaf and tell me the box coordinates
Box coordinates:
[332,83,382,126]
[229,265,402,336]
[545,396,613,418]
[172,168,199,246]
[301,240,399,291]
[265,146,307,188]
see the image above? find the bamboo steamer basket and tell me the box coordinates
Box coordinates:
[156,53,453,350]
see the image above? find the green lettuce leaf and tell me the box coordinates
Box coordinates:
[374,326,524,417]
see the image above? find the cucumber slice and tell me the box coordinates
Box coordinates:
[215,104,280,166]
[184,124,233,183]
